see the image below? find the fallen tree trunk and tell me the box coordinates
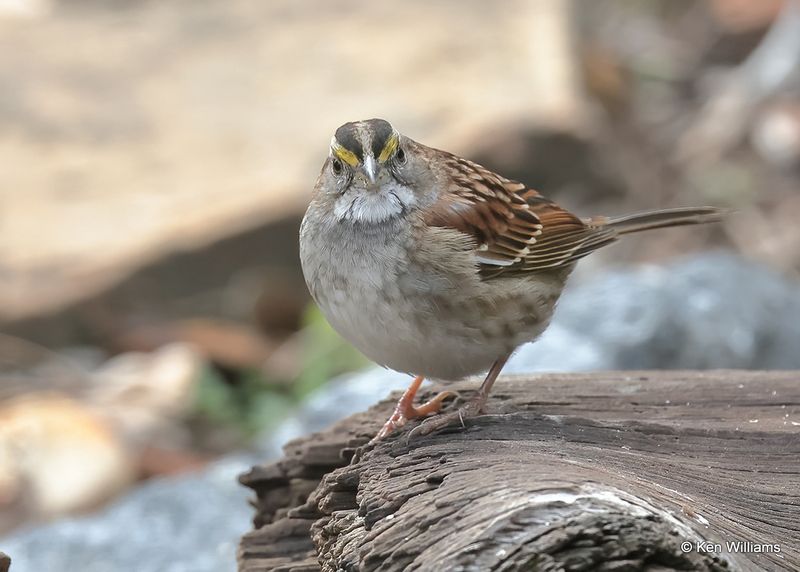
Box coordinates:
[238,371,799,571]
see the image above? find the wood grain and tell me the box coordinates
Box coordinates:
[239,371,799,572]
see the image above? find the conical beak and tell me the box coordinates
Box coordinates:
[362,155,378,184]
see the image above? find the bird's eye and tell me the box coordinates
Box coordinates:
[331,157,343,175]
[395,146,406,165]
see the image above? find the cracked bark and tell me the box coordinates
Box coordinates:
[238,371,799,572]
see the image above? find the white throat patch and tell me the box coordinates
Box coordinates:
[334,183,416,224]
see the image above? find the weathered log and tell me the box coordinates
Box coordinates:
[239,371,799,571]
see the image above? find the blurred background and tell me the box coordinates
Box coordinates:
[1,0,799,570]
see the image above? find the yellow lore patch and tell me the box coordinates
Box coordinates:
[331,143,359,167]
[377,133,399,163]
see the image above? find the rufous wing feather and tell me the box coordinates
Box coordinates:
[424,152,616,277]
[424,151,723,279]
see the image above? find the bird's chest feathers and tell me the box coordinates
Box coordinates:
[308,220,408,297]
[307,219,474,314]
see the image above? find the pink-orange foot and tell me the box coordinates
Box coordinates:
[409,353,510,439]
[411,393,487,437]
[373,375,456,441]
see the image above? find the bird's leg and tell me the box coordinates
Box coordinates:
[373,375,456,441]
[413,353,511,436]
[469,353,510,414]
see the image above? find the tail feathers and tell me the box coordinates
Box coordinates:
[586,206,725,236]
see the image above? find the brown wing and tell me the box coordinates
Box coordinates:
[424,153,618,278]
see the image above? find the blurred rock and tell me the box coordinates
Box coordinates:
[0,0,50,19]
[582,44,631,117]
[3,216,308,350]
[113,319,274,372]
[251,271,311,335]
[137,446,213,480]
[0,334,89,400]
[0,455,255,572]
[527,253,800,370]
[0,0,586,326]
[0,394,134,535]
[708,0,785,33]
[0,342,207,535]
[677,0,800,164]
[88,343,202,446]
[752,101,800,168]
[725,200,800,278]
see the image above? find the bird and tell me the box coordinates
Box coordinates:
[299,118,723,440]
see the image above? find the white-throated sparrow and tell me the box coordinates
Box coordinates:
[299,118,723,439]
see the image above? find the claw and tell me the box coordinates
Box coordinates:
[372,375,456,441]
[413,395,485,437]
[375,353,512,442]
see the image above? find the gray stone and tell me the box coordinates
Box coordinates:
[0,456,257,572]
[544,253,800,370]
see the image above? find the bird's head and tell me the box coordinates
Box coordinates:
[319,118,428,224]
